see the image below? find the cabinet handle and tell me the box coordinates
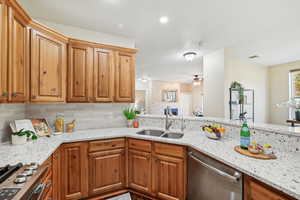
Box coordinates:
[32,96,37,99]
[11,92,17,97]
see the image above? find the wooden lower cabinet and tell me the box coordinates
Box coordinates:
[88,149,125,196]
[153,154,185,200]
[61,142,89,200]
[128,149,152,194]
[244,175,295,200]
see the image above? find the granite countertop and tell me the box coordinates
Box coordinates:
[0,127,299,199]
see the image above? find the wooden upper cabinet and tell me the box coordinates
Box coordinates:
[114,52,135,102]
[93,48,114,102]
[88,149,125,196]
[8,6,29,102]
[61,142,88,200]
[0,0,8,102]
[153,154,185,200]
[128,149,152,194]
[30,29,66,102]
[67,43,93,102]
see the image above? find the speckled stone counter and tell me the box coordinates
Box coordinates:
[0,127,299,199]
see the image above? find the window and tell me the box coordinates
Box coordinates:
[288,69,300,118]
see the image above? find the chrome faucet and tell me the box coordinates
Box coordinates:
[180,116,186,132]
[165,106,173,131]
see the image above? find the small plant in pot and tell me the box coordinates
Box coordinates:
[11,129,38,145]
[123,108,137,128]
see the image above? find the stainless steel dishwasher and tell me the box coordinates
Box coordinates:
[188,148,243,200]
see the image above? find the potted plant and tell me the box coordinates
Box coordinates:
[11,129,38,145]
[230,81,245,104]
[123,108,137,128]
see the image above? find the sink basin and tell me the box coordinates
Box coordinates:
[161,132,184,139]
[136,129,165,137]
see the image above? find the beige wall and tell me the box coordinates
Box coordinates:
[203,49,225,118]
[268,60,300,124]
[224,49,269,123]
[203,48,269,122]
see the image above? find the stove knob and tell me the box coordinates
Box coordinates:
[30,162,39,170]
[22,169,33,176]
[14,176,26,184]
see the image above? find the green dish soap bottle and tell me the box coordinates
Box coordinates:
[240,116,251,150]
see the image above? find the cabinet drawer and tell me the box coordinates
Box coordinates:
[154,142,185,158]
[89,138,125,152]
[128,139,151,152]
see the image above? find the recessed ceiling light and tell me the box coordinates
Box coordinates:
[159,16,169,24]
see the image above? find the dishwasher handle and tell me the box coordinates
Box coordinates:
[188,152,241,183]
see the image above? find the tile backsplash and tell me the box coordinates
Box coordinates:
[0,103,129,142]
[0,104,26,142]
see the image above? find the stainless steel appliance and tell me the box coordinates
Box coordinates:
[0,163,47,200]
[188,148,243,200]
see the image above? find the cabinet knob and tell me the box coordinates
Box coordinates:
[11,93,17,97]
[32,96,37,99]
[43,70,47,75]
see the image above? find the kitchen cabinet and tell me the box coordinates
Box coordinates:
[8,6,29,102]
[31,28,67,102]
[0,0,8,102]
[61,142,88,200]
[153,154,185,200]
[41,156,53,200]
[128,149,152,194]
[88,149,125,196]
[153,142,186,200]
[114,51,135,102]
[93,48,114,102]
[53,148,61,200]
[67,42,93,102]
[244,175,295,200]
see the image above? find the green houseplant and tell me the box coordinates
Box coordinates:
[230,81,245,104]
[11,129,38,145]
[123,108,137,128]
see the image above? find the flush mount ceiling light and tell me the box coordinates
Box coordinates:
[183,52,197,62]
[193,75,202,86]
[159,16,169,24]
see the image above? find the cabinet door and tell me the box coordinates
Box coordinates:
[128,149,152,194]
[8,7,29,102]
[88,149,125,196]
[0,0,8,102]
[244,176,293,200]
[67,44,93,102]
[31,29,66,102]
[114,52,135,102]
[93,48,114,102]
[52,148,61,200]
[61,142,88,200]
[153,154,185,200]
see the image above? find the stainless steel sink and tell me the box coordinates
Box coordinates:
[136,129,184,139]
[161,132,184,139]
[136,129,165,137]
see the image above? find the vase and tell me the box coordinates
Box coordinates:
[11,135,27,145]
[127,120,133,128]
[295,110,300,121]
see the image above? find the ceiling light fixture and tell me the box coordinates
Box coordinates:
[159,16,169,24]
[193,75,202,86]
[183,52,197,62]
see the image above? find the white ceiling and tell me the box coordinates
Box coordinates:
[18,0,300,82]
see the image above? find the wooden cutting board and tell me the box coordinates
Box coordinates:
[234,146,277,160]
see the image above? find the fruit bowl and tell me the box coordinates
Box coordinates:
[202,125,225,140]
